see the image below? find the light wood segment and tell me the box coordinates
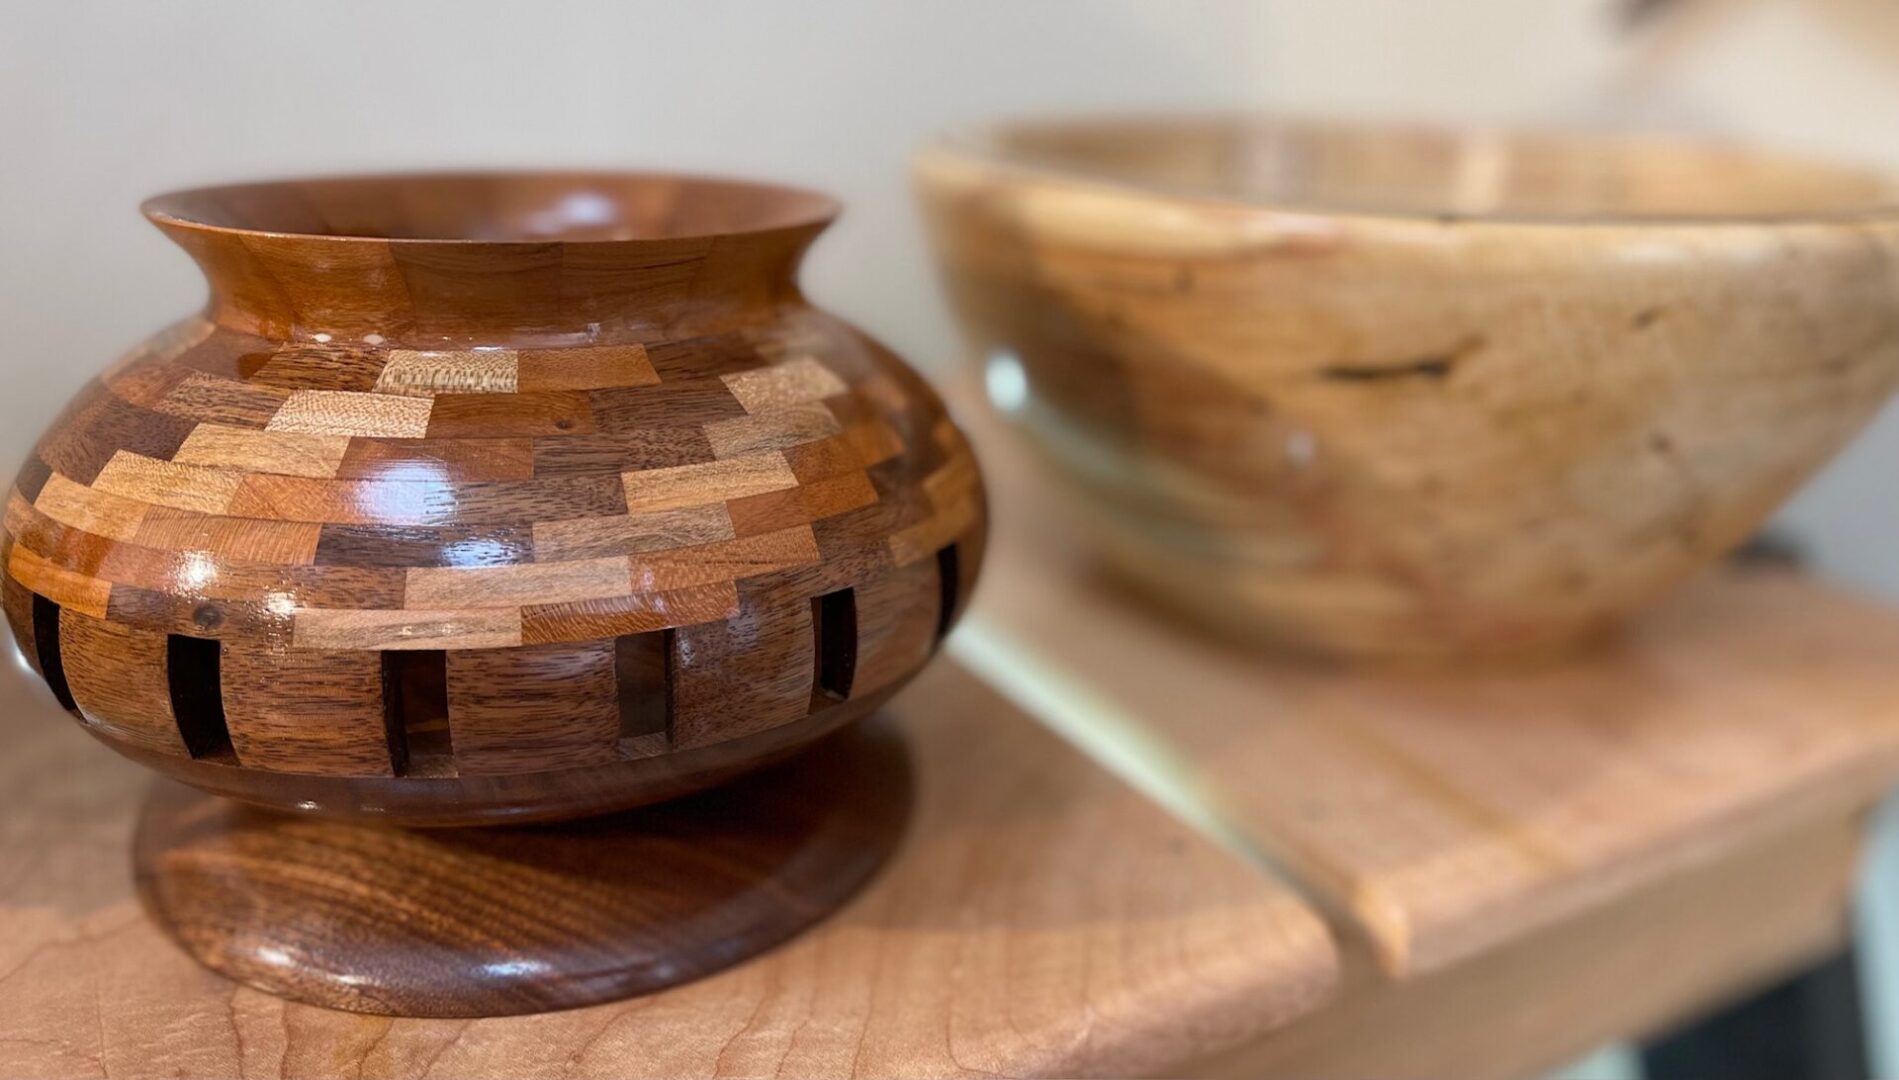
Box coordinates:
[373,350,519,397]
[292,607,523,651]
[91,451,242,515]
[33,473,149,542]
[56,609,185,756]
[519,582,740,644]
[626,525,822,592]
[445,641,620,774]
[721,355,848,413]
[621,451,798,513]
[1195,813,1862,1080]
[405,555,632,609]
[7,544,110,617]
[220,645,394,776]
[4,491,34,542]
[0,659,1337,1078]
[888,489,980,566]
[530,504,734,562]
[267,389,433,438]
[963,395,1899,977]
[703,400,841,458]
[518,344,658,391]
[173,423,351,478]
[726,470,880,537]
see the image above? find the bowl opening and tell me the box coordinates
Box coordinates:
[142,171,841,243]
[963,117,1899,223]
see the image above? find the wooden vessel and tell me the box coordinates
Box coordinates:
[918,117,1899,661]
[1,171,984,1013]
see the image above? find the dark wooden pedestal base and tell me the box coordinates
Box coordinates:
[132,723,912,1018]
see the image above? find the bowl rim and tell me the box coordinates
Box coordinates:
[141,167,843,246]
[924,113,1899,228]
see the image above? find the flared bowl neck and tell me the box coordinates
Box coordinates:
[143,172,839,347]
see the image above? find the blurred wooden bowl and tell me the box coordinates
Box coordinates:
[918,116,1899,662]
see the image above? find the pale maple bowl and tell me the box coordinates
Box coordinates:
[918,116,1899,661]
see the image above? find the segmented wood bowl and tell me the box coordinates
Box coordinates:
[5,171,985,825]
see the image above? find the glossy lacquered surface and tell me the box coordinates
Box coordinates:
[918,117,1899,661]
[4,172,987,822]
[135,720,912,1017]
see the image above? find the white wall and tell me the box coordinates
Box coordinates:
[0,0,1265,464]
[7,3,1899,1074]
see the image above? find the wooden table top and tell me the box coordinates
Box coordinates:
[956,391,1899,979]
[0,656,1335,1079]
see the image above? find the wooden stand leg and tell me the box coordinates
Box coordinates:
[1641,947,1871,1080]
[133,722,912,1018]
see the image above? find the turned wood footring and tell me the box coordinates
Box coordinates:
[132,722,912,1018]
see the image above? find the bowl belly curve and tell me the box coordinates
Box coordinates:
[920,148,1899,659]
[2,306,985,824]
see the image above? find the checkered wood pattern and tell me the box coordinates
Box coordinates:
[3,309,984,784]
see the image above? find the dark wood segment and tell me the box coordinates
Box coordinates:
[5,170,984,826]
[314,523,534,568]
[614,631,671,750]
[425,391,598,439]
[11,456,52,505]
[589,379,747,431]
[104,585,284,641]
[246,345,387,391]
[336,436,536,482]
[56,609,187,756]
[384,649,452,776]
[671,580,817,750]
[854,560,942,696]
[1,563,38,679]
[153,372,289,427]
[644,332,772,381]
[446,641,621,774]
[226,473,628,526]
[37,386,197,485]
[132,721,910,1016]
[220,645,395,775]
[531,427,718,476]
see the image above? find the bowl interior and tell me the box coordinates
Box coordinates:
[961,117,1899,222]
[143,171,840,243]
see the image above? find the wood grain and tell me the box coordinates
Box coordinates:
[373,350,519,397]
[220,645,394,776]
[171,424,350,479]
[0,658,1338,1075]
[918,117,1899,660]
[621,451,799,513]
[133,720,910,1016]
[267,390,434,438]
[961,394,1899,978]
[1196,812,1864,1080]
[443,641,621,774]
[57,609,186,757]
